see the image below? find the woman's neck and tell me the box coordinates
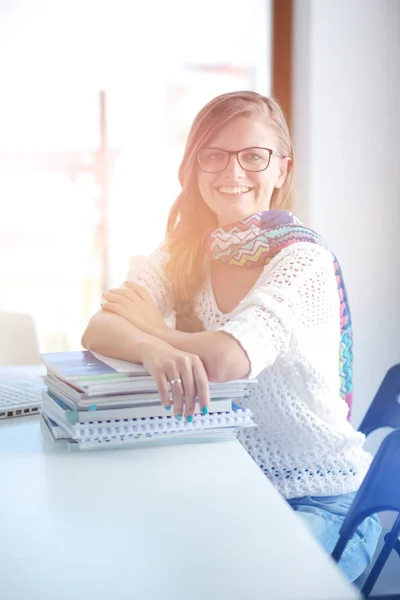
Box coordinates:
[209,261,264,314]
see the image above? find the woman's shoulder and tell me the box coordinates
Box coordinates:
[273,241,333,262]
[252,241,337,295]
[262,241,334,275]
[126,242,172,290]
[128,243,170,271]
[126,243,174,312]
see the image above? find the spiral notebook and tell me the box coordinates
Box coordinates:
[41,407,255,451]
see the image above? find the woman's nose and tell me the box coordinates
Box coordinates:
[223,154,246,178]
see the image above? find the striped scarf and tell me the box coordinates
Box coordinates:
[205,210,353,420]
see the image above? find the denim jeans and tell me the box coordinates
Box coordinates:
[288,492,382,582]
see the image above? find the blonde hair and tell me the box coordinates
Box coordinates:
[165,91,295,331]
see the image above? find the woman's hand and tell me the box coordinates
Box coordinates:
[102,282,168,336]
[138,338,210,420]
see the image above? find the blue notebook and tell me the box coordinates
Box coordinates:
[41,350,147,393]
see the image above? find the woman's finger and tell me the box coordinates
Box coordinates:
[178,358,196,419]
[153,372,171,410]
[192,357,210,414]
[101,301,130,317]
[124,282,151,301]
[107,288,142,303]
[102,292,133,309]
[166,371,185,419]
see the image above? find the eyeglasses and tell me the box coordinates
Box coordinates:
[197,146,285,173]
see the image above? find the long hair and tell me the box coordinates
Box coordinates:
[165,91,295,331]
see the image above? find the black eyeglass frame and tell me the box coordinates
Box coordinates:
[197,146,286,173]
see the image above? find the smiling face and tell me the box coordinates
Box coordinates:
[197,116,290,226]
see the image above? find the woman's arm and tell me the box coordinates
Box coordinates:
[82,245,174,362]
[100,283,250,381]
[159,247,338,382]
[82,307,246,382]
[102,245,336,383]
[156,329,250,382]
[81,310,211,417]
[81,310,155,363]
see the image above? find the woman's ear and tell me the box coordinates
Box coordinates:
[275,156,292,189]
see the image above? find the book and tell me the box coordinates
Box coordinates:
[41,412,70,440]
[45,374,162,407]
[41,351,152,395]
[42,389,233,423]
[44,372,246,409]
[41,405,255,452]
[41,351,254,397]
[40,351,256,453]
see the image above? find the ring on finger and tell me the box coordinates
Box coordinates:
[169,378,182,386]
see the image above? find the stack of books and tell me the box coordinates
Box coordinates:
[40,351,256,451]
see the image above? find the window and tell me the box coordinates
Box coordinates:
[0,0,272,352]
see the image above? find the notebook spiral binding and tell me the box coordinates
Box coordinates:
[71,409,254,443]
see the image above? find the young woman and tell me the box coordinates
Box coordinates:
[82,91,381,581]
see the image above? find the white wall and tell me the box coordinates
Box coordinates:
[292,0,400,440]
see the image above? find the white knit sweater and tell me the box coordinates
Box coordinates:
[127,242,372,499]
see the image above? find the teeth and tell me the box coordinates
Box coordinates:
[218,187,250,194]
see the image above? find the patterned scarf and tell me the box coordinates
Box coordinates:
[205,210,353,420]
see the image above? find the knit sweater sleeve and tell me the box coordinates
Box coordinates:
[125,244,174,318]
[218,243,339,379]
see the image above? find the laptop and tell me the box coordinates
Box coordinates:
[0,379,44,419]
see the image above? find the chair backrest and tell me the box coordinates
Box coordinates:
[0,312,41,365]
[358,364,400,436]
[339,429,400,540]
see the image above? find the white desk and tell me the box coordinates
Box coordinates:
[0,368,360,600]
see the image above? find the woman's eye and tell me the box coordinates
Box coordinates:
[243,153,262,161]
[208,152,224,161]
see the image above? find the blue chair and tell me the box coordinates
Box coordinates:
[331,429,400,597]
[358,364,400,436]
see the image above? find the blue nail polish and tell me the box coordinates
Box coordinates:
[164,405,171,411]
[186,415,193,423]
[201,406,209,415]
[176,414,182,421]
